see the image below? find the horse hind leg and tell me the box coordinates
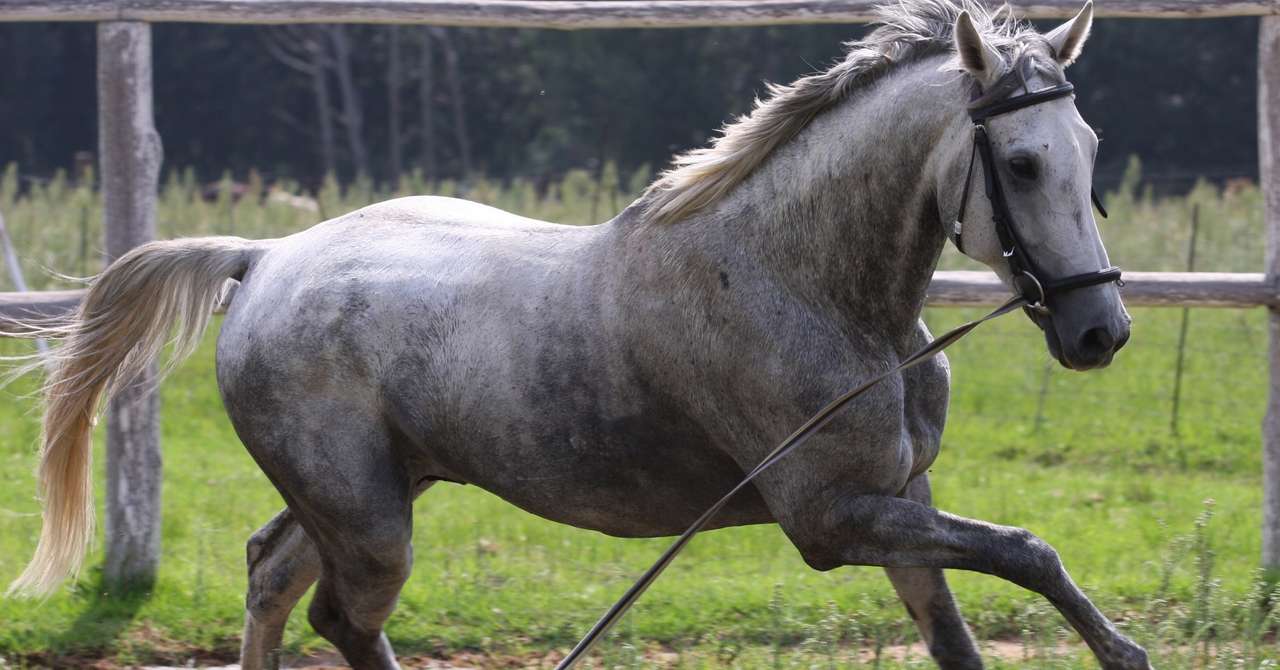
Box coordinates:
[246,422,416,669]
[882,476,983,670]
[241,507,321,670]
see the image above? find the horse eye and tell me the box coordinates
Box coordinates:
[1008,156,1038,180]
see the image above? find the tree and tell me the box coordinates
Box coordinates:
[417,28,436,180]
[387,25,404,182]
[261,26,337,177]
[432,27,473,179]
[326,25,370,179]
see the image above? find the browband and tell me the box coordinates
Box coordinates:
[969,82,1075,122]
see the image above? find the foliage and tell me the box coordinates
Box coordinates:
[0,17,1261,190]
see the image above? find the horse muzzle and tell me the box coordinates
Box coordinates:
[1031,284,1131,371]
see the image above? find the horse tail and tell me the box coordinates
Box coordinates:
[6,236,266,597]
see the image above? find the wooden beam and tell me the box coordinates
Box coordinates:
[0,0,1273,27]
[1261,14,1280,575]
[0,210,53,358]
[0,290,83,331]
[2,270,1274,339]
[927,271,1279,308]
[99,21,164,592]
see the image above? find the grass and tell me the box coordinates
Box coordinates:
[0,157,1277,667]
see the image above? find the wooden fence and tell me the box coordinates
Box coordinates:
[0,0,1277,586]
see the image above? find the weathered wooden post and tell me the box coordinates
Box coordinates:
[98,21,164,590]
[1261,14,1280,575]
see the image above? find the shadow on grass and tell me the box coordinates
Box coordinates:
[28,570,155,667]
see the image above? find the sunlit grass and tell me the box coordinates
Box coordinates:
[0,158,1275,667]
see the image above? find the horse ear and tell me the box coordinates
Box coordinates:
[953,11,1004,86]
[1045,1,1094,66]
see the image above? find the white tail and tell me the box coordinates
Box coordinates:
[6,236,262,597]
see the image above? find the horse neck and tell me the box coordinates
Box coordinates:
[666,60,963,343]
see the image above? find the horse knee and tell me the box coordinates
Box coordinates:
[1000,528,1065,590]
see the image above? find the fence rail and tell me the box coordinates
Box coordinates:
[0,0,1276,26]
[3,271,1276,329]
[0,290,82,328]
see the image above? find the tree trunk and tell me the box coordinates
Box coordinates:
[311,32,337,179]
[97,20,163,592]
[434,27,472,178]
[328,25,369,180]
[386,25,403,183]
[261,26,338,180]
[417,28,436,180]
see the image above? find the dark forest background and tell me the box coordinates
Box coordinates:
[0,16,1260,193]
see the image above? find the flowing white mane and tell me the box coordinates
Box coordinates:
[641,0,1043,224]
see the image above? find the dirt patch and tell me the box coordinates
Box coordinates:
[120,640,1066,669]
[5,638,1080,669]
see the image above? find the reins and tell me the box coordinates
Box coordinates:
[553,295,1028,670]
[555,66,1124,670]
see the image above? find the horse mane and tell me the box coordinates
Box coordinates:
[641,0,1042,225]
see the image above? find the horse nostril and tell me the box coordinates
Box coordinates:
[1079,326,1116,357]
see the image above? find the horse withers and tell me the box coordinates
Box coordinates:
[8,1,1141,668]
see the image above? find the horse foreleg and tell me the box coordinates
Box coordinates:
[241,507,321,670]
[882,476,983,670]
[791,495,1151,670]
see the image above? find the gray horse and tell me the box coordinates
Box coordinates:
[9,1,1145,668]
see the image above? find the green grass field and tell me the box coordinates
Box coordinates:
[0,160,1277,668]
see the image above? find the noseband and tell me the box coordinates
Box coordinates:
[950,77,1121,313]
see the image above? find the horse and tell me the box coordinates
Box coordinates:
[7,1,1146,668]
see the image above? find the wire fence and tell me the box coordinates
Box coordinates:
[0,159,1269,477]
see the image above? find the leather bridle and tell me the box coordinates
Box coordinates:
[951,75,1121,313]
[554,70,1127,670]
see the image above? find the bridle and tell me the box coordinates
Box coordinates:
[950,69,1121,314]
[554,68,1127,670]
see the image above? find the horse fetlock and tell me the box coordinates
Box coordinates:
[1098,637,1152,670]
[932,652,985,670]
[925,622,984,670]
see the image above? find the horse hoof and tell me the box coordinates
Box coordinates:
[1101,638,1151,670]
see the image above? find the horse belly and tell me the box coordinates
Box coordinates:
[471,443,775,538]
[388,378,775,537]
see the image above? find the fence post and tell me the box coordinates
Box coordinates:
[1261,14,1280,575]
[98,20,164,590]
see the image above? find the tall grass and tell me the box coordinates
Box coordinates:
[0,162,655,291]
